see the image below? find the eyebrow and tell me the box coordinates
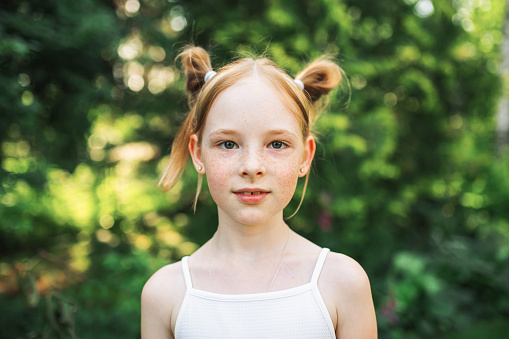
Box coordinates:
[208,129,240,138]
[208,129,299,139]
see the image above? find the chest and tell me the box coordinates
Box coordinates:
[193,255,316,294]
[175,286,336,339]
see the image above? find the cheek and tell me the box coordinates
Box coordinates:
[203,154,232,199]
[271,154,301,201]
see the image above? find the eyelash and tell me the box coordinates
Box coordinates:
[219,141,237,150]
[218,141,288,150]
[270,141,287,149]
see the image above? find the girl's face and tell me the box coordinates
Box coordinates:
[189,77,315,226]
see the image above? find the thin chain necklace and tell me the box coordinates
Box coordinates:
[208,229,291,293]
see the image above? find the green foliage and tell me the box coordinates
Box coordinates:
[1,0,508,338]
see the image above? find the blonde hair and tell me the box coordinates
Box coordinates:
[159,46,344,217]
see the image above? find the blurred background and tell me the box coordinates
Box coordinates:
[1,0,509,338]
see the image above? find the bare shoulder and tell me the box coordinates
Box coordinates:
[143,261,185,297]
[321,251,371,295]
[141,261,187,338]
[319,251,378,338]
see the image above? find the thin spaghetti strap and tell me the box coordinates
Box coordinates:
[180,256,193,289]
[311,248,330,285]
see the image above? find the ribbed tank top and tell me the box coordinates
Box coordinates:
[175,248,335,338]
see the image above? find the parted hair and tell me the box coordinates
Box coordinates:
[159,45,344,215]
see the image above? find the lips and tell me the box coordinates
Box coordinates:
[233,188,269,194]
[233,188,270,204]
[238,191,264,195]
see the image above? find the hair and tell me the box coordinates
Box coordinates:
[159,45,344,217]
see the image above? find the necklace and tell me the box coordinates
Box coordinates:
[208,229,291,293]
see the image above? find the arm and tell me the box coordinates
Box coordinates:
[336,261,377,338]
[323,253,377,338]
[141,263,185,339]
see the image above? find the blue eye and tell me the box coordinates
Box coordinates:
[220,141,237,149]
[270,141,286,149]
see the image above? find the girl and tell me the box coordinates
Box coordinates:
[141,46,377,338]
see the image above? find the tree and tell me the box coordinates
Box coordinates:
[1,0,508,337]
[497,0,509,155]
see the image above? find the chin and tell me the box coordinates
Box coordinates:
[228,209,279,226]
[234,214,267,226]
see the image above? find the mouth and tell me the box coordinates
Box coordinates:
[237,191,265,196]
[233,189,270,195]
[233,189,270,204]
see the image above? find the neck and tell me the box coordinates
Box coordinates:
[213,209,290,261]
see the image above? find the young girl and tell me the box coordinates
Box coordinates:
[141,46,377,338]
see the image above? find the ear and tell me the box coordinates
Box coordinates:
[299,135,316,177]
[189,134,206,175]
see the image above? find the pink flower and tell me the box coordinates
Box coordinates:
[318,211,332,231]
[381,298,399,325]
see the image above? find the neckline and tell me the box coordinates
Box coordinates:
[181,248,330,300]
[187,281,314,301]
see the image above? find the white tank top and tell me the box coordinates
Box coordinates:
[175,248,335,338]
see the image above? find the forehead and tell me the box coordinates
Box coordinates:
[203,78,301,135]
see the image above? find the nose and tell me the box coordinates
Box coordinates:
[239,147,266,178]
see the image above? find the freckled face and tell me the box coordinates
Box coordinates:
[197,78,311,226]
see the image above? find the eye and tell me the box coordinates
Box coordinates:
[220,141,237,149]
[270,141,286,149]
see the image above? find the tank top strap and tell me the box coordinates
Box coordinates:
[311,248,330,285]
[180,256,193,289]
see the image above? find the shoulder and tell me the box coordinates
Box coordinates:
[141,261,187,338]
[320,251,378,338]
[321,251,371,295]
[142,260,186,299]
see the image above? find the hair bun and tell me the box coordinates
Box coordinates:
[295,57,343,103]
[177,46,213,104]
